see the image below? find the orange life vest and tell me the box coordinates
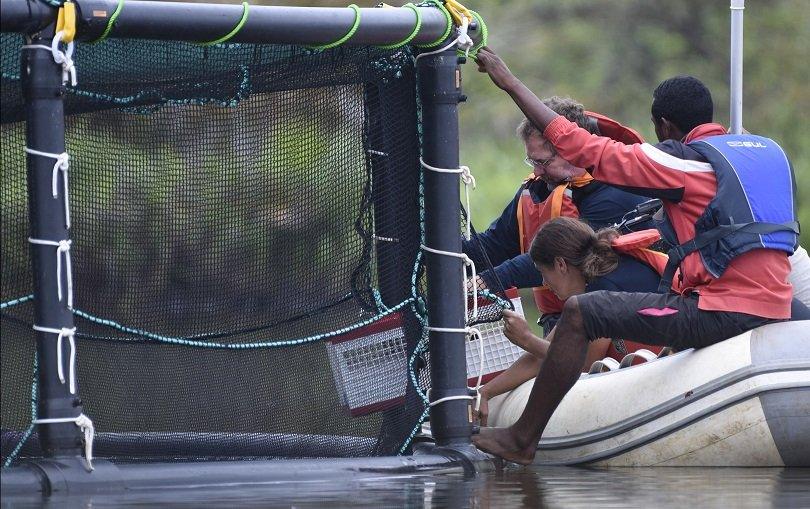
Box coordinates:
[605,229,675,360]
[515,112,644,315]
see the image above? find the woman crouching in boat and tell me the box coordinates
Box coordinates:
[478,217,669,425]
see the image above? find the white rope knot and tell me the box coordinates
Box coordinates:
[420,245,479,322]
[24,148,72,229]
[32,325,78,395]
[51,31,77,87]
[458,165,476,189]
[33,413,94,471]
[420,158,477,241]
[28,237,73,308]
[455,16,474,57]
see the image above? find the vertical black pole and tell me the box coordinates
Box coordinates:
[417,47,470,447]
[22,34,85,457]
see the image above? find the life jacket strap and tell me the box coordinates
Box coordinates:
[658,220,800,293]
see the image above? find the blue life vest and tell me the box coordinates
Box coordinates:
[659,134,800,292]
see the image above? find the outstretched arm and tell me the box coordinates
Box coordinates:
[478,351,541,425]
[475,47,559,132]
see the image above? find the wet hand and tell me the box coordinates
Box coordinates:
[474,47,517,91]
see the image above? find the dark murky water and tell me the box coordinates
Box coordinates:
[3,467,810,508]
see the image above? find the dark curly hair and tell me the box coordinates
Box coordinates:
[651,75,713,134]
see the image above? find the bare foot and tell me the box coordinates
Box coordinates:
[472,426,537,465]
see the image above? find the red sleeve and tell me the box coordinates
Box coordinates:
[543,117,713,200]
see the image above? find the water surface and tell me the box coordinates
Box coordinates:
[3,466,809,508]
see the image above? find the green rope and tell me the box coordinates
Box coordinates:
[310,4,361,51]
[72,298,414,349]
[198,2,250,47]
[377,3,422,50]
[3,353,38,469]
[415,0,452,48]
[0,294,34,309]
[466,9,488,57]
[89,0,124,44]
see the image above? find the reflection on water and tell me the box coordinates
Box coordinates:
[3,467,810,508]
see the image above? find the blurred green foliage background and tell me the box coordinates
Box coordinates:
[266,0,808,244]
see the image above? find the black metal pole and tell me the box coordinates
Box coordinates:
[0,0,56,34]
[0,0,469,47]
[22,33,85,458]
[417,47,470,447]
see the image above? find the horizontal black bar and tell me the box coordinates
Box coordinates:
[1,0,482,47]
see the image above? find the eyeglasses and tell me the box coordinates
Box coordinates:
[524,148,557,169]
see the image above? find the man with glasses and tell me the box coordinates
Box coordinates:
[463,96,655,334]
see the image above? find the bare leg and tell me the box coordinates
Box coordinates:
[473,296,590,464]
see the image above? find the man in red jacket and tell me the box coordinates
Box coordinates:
[470,47,807,464]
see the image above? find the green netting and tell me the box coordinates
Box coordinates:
[0,25,513,466]
[1,34,434,464]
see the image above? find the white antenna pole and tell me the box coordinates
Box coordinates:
[730,0,745,134]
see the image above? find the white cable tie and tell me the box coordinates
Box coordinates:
[51,31,77,87]
[24,147,71,229]
[33,414,94,471]
[367,149,388,157]
[32,325,77,394]
[28,238,73,308]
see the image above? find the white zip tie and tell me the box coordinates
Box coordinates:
[28,238,73,308]
[24,148,71,229]
[32,325,78,395]
[21,31,77,86]
[34,414,94,471]
[421,244,478,322]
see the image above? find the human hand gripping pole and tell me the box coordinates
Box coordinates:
[474,46,519,91]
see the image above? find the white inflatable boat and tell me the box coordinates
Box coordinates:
[487,320,810,467]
